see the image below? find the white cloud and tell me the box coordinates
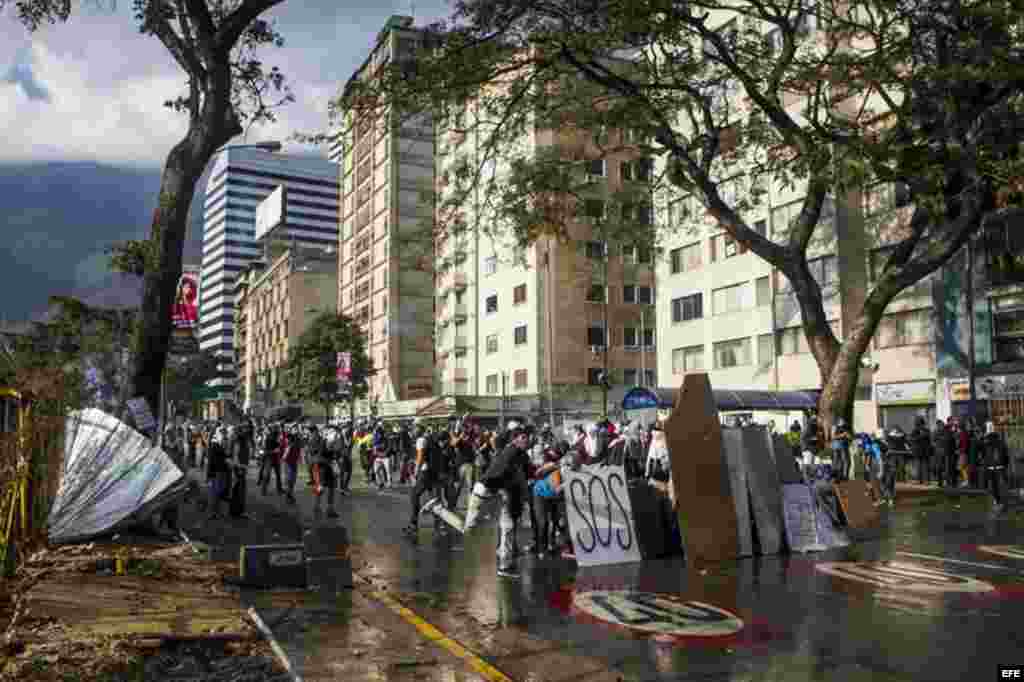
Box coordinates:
[0,1,456,167]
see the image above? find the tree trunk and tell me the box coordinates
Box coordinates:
[125,133,231,424]
[814,314,879,442]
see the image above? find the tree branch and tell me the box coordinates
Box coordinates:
[213,0,285,56]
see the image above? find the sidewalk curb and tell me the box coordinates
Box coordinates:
[247,606,303,682]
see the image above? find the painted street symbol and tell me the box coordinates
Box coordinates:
[815,560,994,593]
[573,590,744,637]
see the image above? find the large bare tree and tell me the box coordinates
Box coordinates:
[335,0,1024,434]
[3,0,293,422]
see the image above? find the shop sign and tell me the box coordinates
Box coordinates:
[875,381,935,406]
[948,374,1024,401]
[572,591,744,637]
[815,560,994,593]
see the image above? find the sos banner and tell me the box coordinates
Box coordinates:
[565,465,642,567]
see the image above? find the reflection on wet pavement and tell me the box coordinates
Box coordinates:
[231,472,1024,681]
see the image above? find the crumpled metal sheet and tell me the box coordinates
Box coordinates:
[47,408,186,544]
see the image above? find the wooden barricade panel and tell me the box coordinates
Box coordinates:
[665,374,740,563]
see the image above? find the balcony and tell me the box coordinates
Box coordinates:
[449,367,468,382]
[453,336,468,355]
[452,272,468,291]
[437,305,450,326]
[453,302,468,322]
[453,242,469,264]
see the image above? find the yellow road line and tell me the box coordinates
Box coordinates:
[369,589,515,682]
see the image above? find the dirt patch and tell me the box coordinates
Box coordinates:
[1,541,288,681]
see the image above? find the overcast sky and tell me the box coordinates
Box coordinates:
[0,0,451,319]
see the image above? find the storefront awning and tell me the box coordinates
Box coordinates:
[653,387,821,412]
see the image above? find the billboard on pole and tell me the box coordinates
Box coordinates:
[255,185,286,241]
[336,352,351,390]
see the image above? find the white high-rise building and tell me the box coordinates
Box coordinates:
[199,149,340,404]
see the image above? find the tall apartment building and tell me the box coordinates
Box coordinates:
[652,10,942,434]
[234,244,337,419]
[337,16,436,415]
[198,149,340,408]
[433,98,658,420]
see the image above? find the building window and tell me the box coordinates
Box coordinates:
[756,276,772,306]
[514,325,527,345]
[624,284,654,304]
[712,282,748,315]
[670,242,702,274]
[710,232,746,261]
[588,368,606,385]
[754,219,767,237]
[586,283,607,303]
[672,345,705,374]
[776,326,809,355]
[486,374,499,394]
[757,333,774,369]
[713,337,752,369]
[671,293,703,322]
[585,240,607,259]
[484,255,498,275]
[875,308,933,348]
[623,327,655,349]
[513,283,527,305]
[485,294,498,314]
[625,368,656,386]
[623,243,653,264]
[587,325,607,347]
[586,158,606,179]
[486,333,498,354]
[513,368,528,390]
[621,158,653,182]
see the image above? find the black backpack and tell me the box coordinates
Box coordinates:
[426,435,448,476]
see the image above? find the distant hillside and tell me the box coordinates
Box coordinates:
[0,161,205,320]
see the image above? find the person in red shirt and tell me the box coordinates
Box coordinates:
[282,426,302,504]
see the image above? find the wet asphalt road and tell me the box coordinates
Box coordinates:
[184,465,1024,681]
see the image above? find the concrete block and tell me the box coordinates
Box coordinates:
[239,544,307,588]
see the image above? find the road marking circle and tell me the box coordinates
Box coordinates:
[816,560,994,593]
[978,545,1024,561]
[572,590,744,637]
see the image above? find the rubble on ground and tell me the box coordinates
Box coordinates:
[1,539,288,682]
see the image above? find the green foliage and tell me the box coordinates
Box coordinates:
[164,349,221,415]
[280,312,373,412]
[106,238,158,277]
[319,0,1024,428]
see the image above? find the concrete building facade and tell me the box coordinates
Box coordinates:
[234,244,337,419]
[337,16,436,416]
[432,94,658,422]
[198,149,340,406]
[652,9,939,434]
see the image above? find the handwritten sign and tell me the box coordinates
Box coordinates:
[565,465,642,567]
[126,397,157,433]
[782,484,822,553]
